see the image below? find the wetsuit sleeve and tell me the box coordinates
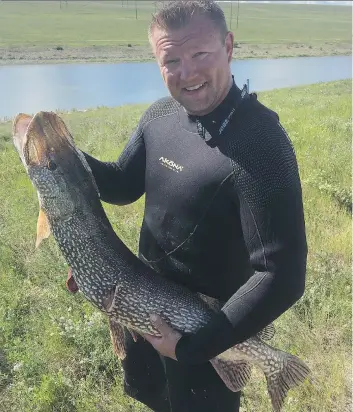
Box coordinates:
[175,114,307,364]
[83,122,146,205]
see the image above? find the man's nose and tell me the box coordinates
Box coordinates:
[180,59,197,82]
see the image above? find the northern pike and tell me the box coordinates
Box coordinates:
[12,111,311,412]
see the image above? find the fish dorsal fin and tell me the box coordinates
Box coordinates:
[36,208,51,248]
[257,323,275,341]
[210,358,252,392]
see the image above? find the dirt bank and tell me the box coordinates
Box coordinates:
[0,42,351,66]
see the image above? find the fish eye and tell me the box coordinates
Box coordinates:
[47,160,57,171]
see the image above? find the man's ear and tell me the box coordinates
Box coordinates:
[225,31,235,63]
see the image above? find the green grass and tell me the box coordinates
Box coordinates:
[0,1,350,47]
[0,80,351,411]
[0,1,351,64]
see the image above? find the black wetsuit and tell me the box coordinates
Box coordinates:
[84,79,307,412]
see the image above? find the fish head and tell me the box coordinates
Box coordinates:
[12,111,100,224]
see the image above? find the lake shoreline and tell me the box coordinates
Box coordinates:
[1,55,351,122]
[0,42,351,66]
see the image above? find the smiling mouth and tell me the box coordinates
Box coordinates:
[183,82,207,92]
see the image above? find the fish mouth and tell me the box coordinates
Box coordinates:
[12,111,75,168]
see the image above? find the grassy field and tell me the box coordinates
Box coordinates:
[0,1,351,64]
[0,79,352,412]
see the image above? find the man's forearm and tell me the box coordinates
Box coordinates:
[83,151,145,205]
[175,254,306,364]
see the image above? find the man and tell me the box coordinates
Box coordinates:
[81,1,307,411]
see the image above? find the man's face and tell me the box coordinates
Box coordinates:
[151,15,234,116]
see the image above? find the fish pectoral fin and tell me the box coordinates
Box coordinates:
[210,357,252,392]
[257,323,276,341]
[127,328,139,342]
[265,353,311,412]
[66,267,79,293]
[108,317,126,360]
[36,208,51,248]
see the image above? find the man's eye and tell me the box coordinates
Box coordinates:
[194,52,208,58]
[165,59,179,65]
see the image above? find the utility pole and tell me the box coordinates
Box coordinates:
[135,0,137,19]
[230,1,233,30]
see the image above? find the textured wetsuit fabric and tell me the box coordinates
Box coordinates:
[83,80,307,411]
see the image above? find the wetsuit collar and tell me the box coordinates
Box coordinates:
[186,76,249,147]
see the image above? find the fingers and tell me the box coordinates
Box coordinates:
[143,332,159,345]
[143,314,180,360]
[150,314,173,336]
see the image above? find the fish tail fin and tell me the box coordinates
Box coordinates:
[210,357,252,392]
[266,353,311,412]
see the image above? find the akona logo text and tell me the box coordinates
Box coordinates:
[159,157,184,172]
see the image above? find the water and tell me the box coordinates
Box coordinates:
[0,55,351,120]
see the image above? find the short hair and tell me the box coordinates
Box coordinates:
[148,0,229,44]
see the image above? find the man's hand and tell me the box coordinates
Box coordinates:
[142,314,182,361]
